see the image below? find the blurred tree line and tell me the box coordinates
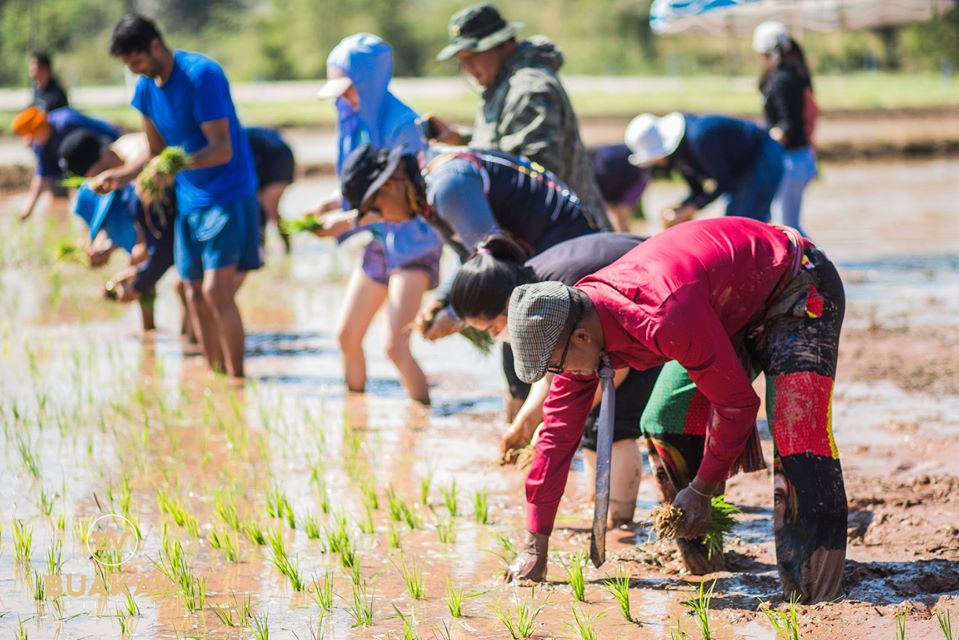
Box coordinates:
[1,0,957,87]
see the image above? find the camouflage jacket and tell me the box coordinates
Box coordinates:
[469,37,611,231]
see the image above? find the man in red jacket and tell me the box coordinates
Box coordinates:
[504,217,846,604]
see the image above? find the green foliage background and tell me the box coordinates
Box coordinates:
[1,0,957,87]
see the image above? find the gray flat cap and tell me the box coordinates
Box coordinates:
[507,281,574,384]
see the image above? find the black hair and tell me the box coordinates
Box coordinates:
[759,37,813,92]
[31,51,52,69]
[110,14,164,56]
[448,236,534,321]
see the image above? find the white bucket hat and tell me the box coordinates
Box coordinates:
[624,112,685,166]
[753,21,789,55]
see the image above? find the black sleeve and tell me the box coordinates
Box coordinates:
[764,71,806,148]
[525,233,646,285]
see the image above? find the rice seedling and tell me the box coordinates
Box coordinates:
[897,608,908,640]
[361,482,379,511]
[214,496,242,531]
[156,488,199,537]
[208,527,241,563]
[681,579,716,640]
[651,495,740,559]
[441,480,459,517]
[759,595,801,640]
[180,573,206,611]
[493,588,544,640]
[266,483,293,523]
[567,607,605,640]
[51,596,66,621]
[603,568,634,622]
[562,552,588,602]
[38,487,56,517]
[212,592,253,627]
[267,528,287,561]
[138,146,190,204]
[387,486,406,522]
[16,616,27,640]
[474,489,490,524]
[281,214,324,235]
[249,611,270,640]
[347,555,364,586]
[670,620,691,640]
[242,519,267,546]
[391,603,421,640]
[358,504,375,535]
[936,609,953,640]
[446,578,465,617]
[311,572,335,610]
[303,513,322,540]
[46,538,64,575]
[387,524,402,549]
[13,518,33,563]
[395,555,425,600]
[420,470,433,506]
[437,519,457,544]
[402,504,420,530]
[346,581,374,627]
[271,552,306,592]
[16,435,41,479]
[121,591,140,617]
[211,605,238,627]
[33,569,45,601]
[487,531,519,567]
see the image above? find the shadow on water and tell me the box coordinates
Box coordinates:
[246,330,336,357]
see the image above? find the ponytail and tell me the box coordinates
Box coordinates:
[449,236,533,321]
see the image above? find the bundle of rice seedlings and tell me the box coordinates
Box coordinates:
[280,215,325,235]
[650,494,740,559]
[60,176,88,188]
[54,240,84,264]
[138,147,190,205]
[459,325,495,355]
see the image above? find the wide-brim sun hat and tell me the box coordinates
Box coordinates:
[624,112,685,166]
[507,281,574,384]
[753,20,789,55]
[316,76,353,100]
[436,2,524,61]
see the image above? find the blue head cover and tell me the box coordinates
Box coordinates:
[72,184,138,254]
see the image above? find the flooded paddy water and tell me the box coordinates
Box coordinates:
[0,159,957,639]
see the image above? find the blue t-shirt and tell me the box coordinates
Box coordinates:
[36,107,119,178]
[131,50,256,210]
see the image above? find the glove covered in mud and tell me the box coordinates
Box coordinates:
[504,530,549,582]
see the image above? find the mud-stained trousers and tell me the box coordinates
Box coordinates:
[640,247,847,603]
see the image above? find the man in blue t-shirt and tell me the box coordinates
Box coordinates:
[97,14,260,378]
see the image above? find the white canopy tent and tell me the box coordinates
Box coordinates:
[650,0,957,36]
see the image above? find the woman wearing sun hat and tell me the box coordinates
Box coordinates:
[624,111,784,227]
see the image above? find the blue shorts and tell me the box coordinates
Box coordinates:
[175,195,263,282]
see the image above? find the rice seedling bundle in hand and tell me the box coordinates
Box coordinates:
[54,240,85,264]
[650,494,741,559]
[281,214,325,235]
[421,305,494,355]
[138,147,190,205]
[60,176,88,188]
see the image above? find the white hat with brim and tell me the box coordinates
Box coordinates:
[625,112,686,166]
[753,20,788,55]
[436,22,524,62]
[317,77,353,100]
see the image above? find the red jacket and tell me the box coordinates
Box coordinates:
[526,217,811,535]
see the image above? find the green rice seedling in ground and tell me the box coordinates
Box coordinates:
[759,595,801,640]
[936,609,953,640]
[211,605,238,627]
[16,435,41,479]
[214,496,242,531]
[33,569,45,601]
[441,480,459,517]
[242,519,267,545]
[391,604,421,640]
[681,579,716,640]
[16,616,27,640]
[56,512,66,532]
[311,572,335,610]
[346,581,374,627]
[249,612,270,640]
[213,592,253,627]
[603,568,634,622]
[303,513,322,540]
[402,504,420,530]
[266,483,293,522]
[267,528,287,561]
[46,538,64,575]
[358,504,375,534]
[487,531,519,567]
[347,555,363,586]
[208,528,241,562]
[117,610,134,636]
[121,591,140,617]
[271,547,306,591]
[493,589,544,640]
[180,573,206,611]
[567,607,605,640]
[38,487,56,517]
[436,519,457,544]
[387,486,406,522]
[12,518,33,563]
[361,483,379,511]
[562,552,587,602]
[395,555,425,600]
[897,608,908,640]
[51,596,66,621]
[474,489,490,524]
[446,578,465,617]
[156,488,199,537]
[420,470,433,506]
[387,524,402,549]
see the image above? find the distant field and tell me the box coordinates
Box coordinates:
[1,72,956,132]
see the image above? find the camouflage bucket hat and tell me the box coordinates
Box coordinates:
[436,3,524,61]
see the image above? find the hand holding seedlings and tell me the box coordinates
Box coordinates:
[136,147,191,205]
[671,479,722,538]
[504,530,549,582]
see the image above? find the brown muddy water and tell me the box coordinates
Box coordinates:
[1,160,957,639]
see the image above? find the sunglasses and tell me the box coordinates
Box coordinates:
[546,303,581,375]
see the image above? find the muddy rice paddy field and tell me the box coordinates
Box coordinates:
[0,159,957,639]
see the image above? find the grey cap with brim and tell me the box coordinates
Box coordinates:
[507,281,574,384]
